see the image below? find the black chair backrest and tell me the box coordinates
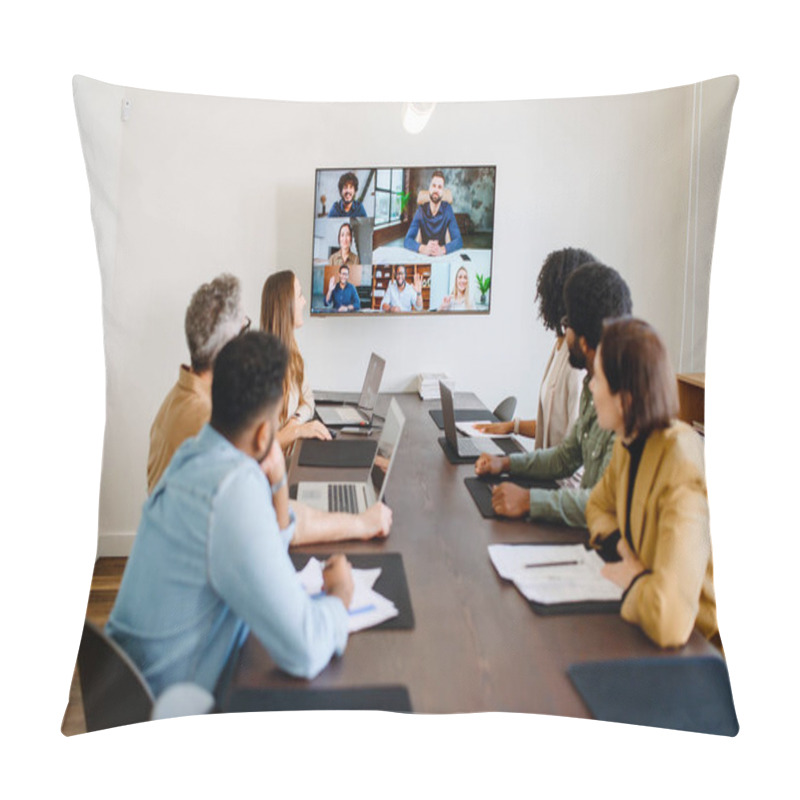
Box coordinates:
[77,620,154,732]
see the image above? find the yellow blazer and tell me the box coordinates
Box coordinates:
[586,421,719,650]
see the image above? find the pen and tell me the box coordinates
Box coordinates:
[524,560,579,568]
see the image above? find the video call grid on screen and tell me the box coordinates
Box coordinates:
[311,166,497,316]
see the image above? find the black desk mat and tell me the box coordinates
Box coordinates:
[437,436,523,464]
[224,685,412,714]
[290,552,414,630]
[464,475,559,518]
[567,656,738,736]
[429,408,498,429]
[298,438,378,468]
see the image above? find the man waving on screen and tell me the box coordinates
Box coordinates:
[404,170,463,256]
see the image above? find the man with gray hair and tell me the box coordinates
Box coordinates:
[147,274,247,492]
[147,273,393,544]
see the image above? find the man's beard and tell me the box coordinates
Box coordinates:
[430,192,441,204]
[567,338,586,370]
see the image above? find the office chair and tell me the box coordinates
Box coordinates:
[493,396,517,422]
[77,619,154,732]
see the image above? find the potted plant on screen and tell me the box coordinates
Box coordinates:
[476,273,491,305]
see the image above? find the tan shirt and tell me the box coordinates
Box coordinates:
[586,422,719,650]
[536,338,584,450]
[147,366,211,493]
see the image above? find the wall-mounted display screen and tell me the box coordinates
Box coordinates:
[310,166,496,315]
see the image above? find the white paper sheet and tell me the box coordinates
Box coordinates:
[296,557,399,632]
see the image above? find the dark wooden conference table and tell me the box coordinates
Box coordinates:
[221,392,718,717]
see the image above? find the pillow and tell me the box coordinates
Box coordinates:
[69,74,738,733]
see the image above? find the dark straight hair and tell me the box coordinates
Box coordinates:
[599,317,678,438]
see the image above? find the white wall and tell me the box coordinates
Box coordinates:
[73,75,736,552]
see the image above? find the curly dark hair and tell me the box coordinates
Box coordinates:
[564,262,632,350]
[535,248,597,335]
[211,331,288,439]
[338,171,359,196]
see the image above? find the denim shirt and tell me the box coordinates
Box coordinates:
[107,424,348,697]
[508,375,615,528]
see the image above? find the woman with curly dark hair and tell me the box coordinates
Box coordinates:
[477,247,595,456]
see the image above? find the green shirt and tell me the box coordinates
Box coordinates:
[508,375,615,528]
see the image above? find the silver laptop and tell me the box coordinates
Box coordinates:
[297,398,405,513]
[315,352,385,427]
[439,381,503,458]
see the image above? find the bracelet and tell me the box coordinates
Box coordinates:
[271,472,288,495]
[513,418,520,435]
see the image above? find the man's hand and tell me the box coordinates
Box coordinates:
[418,242,432,256]
[328,275,336,293]
[413,272,424,294]
[357,502,392,540]
[259,438,286,487]
[491,482,529,518]
[323,554,354,609]
[601,537,646,590]
[474,421,514,435]
[428,241,444,257]
[474,453,509,476]
[299,420,332,440]
[338,305,349,313]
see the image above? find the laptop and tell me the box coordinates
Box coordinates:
[296,398,405,513]
[439,380,504,458]
[315,352,385,427]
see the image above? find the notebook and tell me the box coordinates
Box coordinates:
[315,352,385,427]
[296,398,404,513]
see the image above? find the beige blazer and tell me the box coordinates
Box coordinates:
[586,422,720,650]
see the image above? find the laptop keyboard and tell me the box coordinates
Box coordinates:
[328,483,359,513]
[457,437,482,457]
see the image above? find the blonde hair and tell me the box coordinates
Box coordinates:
[260,270,305,424]
[452,266,473,309]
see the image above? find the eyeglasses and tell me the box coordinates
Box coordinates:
[240,316,251,335]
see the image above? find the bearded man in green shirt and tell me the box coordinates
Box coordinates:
[475,262,632,527]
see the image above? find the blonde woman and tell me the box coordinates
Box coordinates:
[439,265,473,311]
[260,270,331,450]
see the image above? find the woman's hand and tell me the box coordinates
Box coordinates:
[601,537,647,590]
[298,420,332,440]
[474,421,514,435]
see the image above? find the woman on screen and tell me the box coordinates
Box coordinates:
[260,270,331,450]
[475,248,591,460]
[329,222,359,269]
[439,266,473,311]
[586,317,720,651]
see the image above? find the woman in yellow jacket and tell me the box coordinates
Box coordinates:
[586,317,721,651]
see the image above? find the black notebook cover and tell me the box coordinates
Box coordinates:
[225,685,412,714]
[298,439,378,468]
[438,436,524,464]
[567,656,739,736]
[464,476,559,519]
[429,408,498,429]
[289,552,415,630]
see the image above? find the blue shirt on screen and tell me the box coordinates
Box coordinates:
[324,282,361,310]
[106,424,348,697]
[328,199,367,217]
[404,201,463,254]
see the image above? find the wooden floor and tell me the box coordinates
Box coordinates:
[61,557,126,737]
